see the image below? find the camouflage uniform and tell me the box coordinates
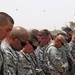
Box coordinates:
[30,52,45,75]
[59,46,69,74]
[63,42,73,60]
[1,41,18,75]
[47,43,68,75]
[35,45,51,75]
[0,42,3,75]
[30,52,40,68]
[63,42,73,74]
[68,41,75,59]
[17,51,36,75]
[68,41,75,75]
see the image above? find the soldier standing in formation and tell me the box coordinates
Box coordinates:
[47,35,68,75]
[1,26,28,75]
[0,12,14,75]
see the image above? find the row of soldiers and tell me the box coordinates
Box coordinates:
[0,12,50,75]
[0,12,75,75]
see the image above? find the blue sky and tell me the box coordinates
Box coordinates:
[0,0,75,30]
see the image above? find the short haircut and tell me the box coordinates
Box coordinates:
[57,32,67,37]
[40,29,51,37]
[0,12,14,26]
[31,29,40,35]
[63,27,73,33]
[29,33,38,42]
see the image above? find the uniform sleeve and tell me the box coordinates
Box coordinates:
[35,49,42,63]
[4,52,17,75]
[69,43,75,59]
[47,47,65,73]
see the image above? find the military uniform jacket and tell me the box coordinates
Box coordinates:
[30,52,45,75]
[35,45,51,74]
[17,51,36,75]
[64,43,73,60]
[68,41,75,59]
[0,41,3,75]
[1,41,18,75]
[47,43,68,75]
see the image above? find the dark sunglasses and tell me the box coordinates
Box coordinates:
[16,36,26,46]
[58,39,64,45]
[57,38,64,45]
[28,40,37,49]
[60,41,64,45]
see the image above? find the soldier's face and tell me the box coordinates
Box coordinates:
[22,40,38,54]
[67,31,73,43]
[14,36,28,51]
[56,38,65,48]
[0,21,13,40]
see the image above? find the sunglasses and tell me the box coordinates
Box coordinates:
[57,39,64,45]
[28,40,37,49]
[59,40,64,45]
[16,36,26,46]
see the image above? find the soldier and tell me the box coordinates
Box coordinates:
[1,26,28,75]
[63,27,73,43]
[31,29,42,44]
[47,35,68,75]
[35,29,52,75]
[63,27,74,74]
[17,30,45,75]
[68,35,75,75]
[69,34,75,59]
[57,32,73,74]
[0,12,14,75]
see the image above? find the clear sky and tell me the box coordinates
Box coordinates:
[0,0,75,30]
